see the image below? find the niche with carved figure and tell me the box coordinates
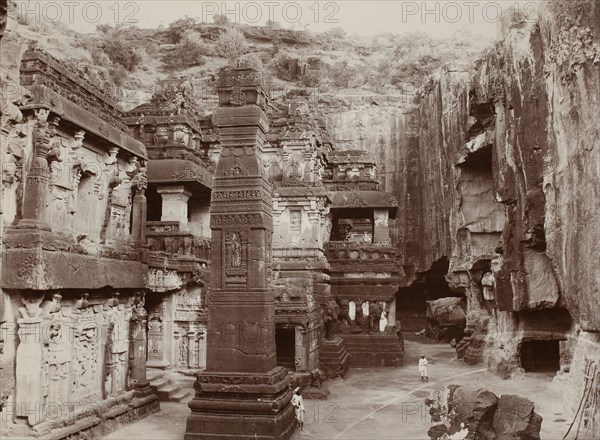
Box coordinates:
[73,173,103,241]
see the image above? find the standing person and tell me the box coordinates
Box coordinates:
[291,387,305,430]
[418,354,429,382]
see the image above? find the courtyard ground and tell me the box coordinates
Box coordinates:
[103,339,571,440]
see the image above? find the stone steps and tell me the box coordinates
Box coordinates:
[148,370,194,403]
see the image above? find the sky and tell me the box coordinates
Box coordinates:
[16,0,541,38]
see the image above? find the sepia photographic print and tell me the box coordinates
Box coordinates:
[0,1,598,439]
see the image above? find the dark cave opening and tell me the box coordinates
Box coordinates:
[520,340,560,373]
[395,257,462,332]
[275,326,296,369]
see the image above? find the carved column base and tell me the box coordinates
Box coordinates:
[131,379,153,397]
[13,219,52,230]
[185,366,295,440]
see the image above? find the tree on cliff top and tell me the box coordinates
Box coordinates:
[216,26,248,66]
[163,30,207,69]
[98,24,152,72]
[166,16,199,43]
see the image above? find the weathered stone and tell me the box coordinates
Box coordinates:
[493,395,542,440]
[400,5,599,439]
[425,385,541,440]
[0,42,156,439]
[426,297,466,341]
[451,387,498,439]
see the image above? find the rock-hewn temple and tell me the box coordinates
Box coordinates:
[0,1,599,439]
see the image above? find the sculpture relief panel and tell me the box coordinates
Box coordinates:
[70,309,101,405]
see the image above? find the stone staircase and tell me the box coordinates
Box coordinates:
[147,369,195,402]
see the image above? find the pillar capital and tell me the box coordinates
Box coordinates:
[156,185,192,198]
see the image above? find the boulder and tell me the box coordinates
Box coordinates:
[427,297,467,327]
[425,385,542,440]
[426,297,467,341]
[493,395,542,440]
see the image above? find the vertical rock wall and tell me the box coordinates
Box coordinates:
[411,0,599,434]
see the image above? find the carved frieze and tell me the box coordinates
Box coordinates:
[210,213,263,227]
[147,268,183,292]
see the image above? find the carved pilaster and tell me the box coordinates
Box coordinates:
[19,110,60,229]
[129,292,150,393]
[15,317,44,425]
[131,160,148,244]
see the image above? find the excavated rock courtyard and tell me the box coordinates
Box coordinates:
[103,339,570,440]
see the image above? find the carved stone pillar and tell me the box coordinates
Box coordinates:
[388,297,397,325]
[185,68,294,440]
[157,185,191,224]
[19,112,60,229]
[129,292,150,394]
[131,163,148,244]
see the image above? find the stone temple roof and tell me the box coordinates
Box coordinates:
[19,47,146,158]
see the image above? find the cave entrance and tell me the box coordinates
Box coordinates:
[520,340,560,373]
[395,257,461,332]
[275,326,296,369]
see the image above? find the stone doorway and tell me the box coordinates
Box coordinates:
[520,340,560,373]
[275,326,296,368]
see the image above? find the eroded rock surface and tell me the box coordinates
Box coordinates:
[425,385,542,440]
[426,297,466,341]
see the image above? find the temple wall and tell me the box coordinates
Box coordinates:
[1,11,156,436]
[0,287,157,437]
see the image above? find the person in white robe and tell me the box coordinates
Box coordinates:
[291,387,305,430]
[418,354,428,382]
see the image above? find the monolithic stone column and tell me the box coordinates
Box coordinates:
[185,68,294,440]
[158,185,191,223]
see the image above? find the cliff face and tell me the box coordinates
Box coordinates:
[409,0,599,432]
